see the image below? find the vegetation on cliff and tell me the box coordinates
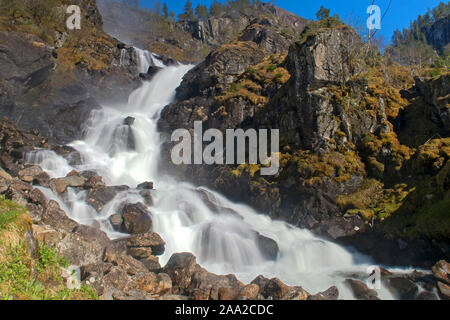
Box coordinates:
[0,197,97,300]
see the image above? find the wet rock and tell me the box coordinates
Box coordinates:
[255,233,279,261]
[5,185,29,207]
[87,185,129,212]
[52,146,84,166]
[432,260,450,285]
[163,252,198,291]
[139,189,153,206]
[344,279,379,300]
[155,273,172,295]
[0,167,12,181]
[120,232,166,256]
[281,286,309,300]
[49,178,68,194]
[103,247,148,276]
[251,275,270,293]
[137,181,154,190]
[416,291,439,300]
[162,252,244,299]
[387,277,419,300]
[139,66,162,81]
[123,116,135,126]
[127,247,153,260]
[41,200,79,233]
[18,165,50,186]
[84,175,106,189]
[28,188,48,207]
[308,286,339,300]
[262,278,290,299]
[119,202,153,234]
[109,214,123,230]
[141,256,162,273]
[236,284,260,300]
[437,281,450,300]
[63,174,87,188]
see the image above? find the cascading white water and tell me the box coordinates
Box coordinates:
[26,51,404,299]
[135,47,165,74]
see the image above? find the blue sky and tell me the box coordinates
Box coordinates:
[138,0,446,44]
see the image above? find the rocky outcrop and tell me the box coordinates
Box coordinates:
[254,25,366,150]
[0,0,141,144]
[97,0,307,63]
[424,15,450,52]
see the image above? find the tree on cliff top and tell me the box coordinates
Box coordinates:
[178,0,195,21]
[195,4,209,19]
[316,6,330,21]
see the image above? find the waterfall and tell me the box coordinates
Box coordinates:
[135,47,165,74]
[27,52,402,299]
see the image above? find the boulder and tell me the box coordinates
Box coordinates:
[18,165,49,186]
[262,277,290,299]
[49,178,68,194]
[255,233,279,261]
[437,281,450,300]
[163,252,199,291]
[87,185,129,212]
[141,256,162,273]
[387,277,419,300]
[344,279,379,300]
[432,260,450,285]
[121,232,166,256]
[63,174,87,188]
[109,214,123,230]
[139,189,154,206]
[236,284,260,300]
[308,286,339,300]
[127,247,153,260]
[84,175,106,189]
[137,181,154,190]
[123,116,135,126]
[116,202,153,234]
[0,167,12,180]
[416,291,439,300]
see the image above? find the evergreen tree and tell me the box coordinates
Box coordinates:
[316,6,330,20]
[181,0,195,21]
[210,0,223,16]
[195,4,209,19]
[162,3,169,18]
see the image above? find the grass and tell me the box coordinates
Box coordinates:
[0,197,98,300]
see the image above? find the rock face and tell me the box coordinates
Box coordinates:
[158,23,370,242]
[424,15,450,51]
[0,0,141,144]
[255,26,365,150]
[97,0,307,63]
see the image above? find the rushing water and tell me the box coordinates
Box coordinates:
[26,51,402,299]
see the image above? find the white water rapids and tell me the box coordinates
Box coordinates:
[25,51,406,299]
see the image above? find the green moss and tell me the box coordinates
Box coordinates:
[383,161,450,239]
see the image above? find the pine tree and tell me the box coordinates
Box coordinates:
[210,0,223,16]
[183,0,195,21]
[195,4,208,19]
[316,6,330,21]
[163,3,169,18]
